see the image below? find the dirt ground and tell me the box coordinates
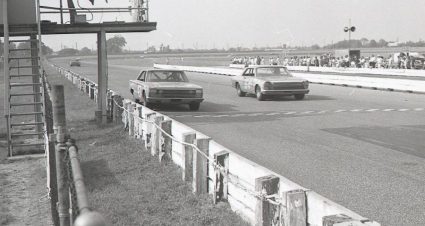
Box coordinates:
[0,156,52,226]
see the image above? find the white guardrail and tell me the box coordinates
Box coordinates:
[51,63,380,226]
[154,64,425,94]
[229,64,425,78]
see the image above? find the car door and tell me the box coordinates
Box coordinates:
[241,68,254,93]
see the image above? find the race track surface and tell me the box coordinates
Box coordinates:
[50,58,425,226]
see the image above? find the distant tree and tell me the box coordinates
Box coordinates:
[368,39,378,48]
[57,48,78,56]
[106,35,127,53]
[42,42,54,55]
[310,44,320,50]
[79,47,92,55]
[378,39,388,48]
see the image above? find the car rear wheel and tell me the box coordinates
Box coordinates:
[189,102,200,111]
[294,94,305,100]
[255,86,264,101]
[236,83,246,97]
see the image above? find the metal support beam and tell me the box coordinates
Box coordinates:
[2,0,11,156]
[96,30,108,123]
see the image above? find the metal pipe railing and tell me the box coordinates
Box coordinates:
[67,139,90,214]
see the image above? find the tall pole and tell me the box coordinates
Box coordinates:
[60,0,64,24]
[348,18,351,53]
[97,30,108,123]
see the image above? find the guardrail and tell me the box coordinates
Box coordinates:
[42,73,105,226]
[155,64,425,94]
[50,64,380,226]
[229,64,425,78]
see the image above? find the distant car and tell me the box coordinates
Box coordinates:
[69,59,81,67]
[129,69,204,110]
[231,66,309,100]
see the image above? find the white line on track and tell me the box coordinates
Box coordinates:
[175,115,191,118]
[194,115,211,118]
[230,114,246,117]
[316,110,328,114]
[300,111,315,114]
[169,107,421,119]
[265,112,280,116]
[247,113,263,116]
[213,115,229,118]
[334,109,347,113]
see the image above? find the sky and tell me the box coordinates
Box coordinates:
[41,0,425,51]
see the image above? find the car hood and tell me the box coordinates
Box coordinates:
[259,76,307,83]
[147,82,202,90]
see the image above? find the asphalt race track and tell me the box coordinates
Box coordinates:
[50,57,425,226]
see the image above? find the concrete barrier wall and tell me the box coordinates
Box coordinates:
[229,64,425,78]
[155,64,425,94]
[51,63,380,226]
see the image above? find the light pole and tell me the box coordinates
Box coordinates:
[344,19,356,53]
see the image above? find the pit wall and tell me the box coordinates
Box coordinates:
[155,64,425,94]
[49,63,380,226]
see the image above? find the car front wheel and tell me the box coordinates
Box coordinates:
[294,94,305,100]
[189,102,200,111]
[255,86,264,101]
[236,83,246,97]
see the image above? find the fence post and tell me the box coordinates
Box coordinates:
[152,115,164,156]
[112,95,123,123]
[193,138,210,195]
[52,85,70,226]
[145,113,156,153]
[284,189,307,226]
[107,91,113,123]
[213,151,229,204]
[255,175,280,226]
[182,132,196,182]
[135,105,143,138]
[89,84,95,100]
[159,120,172,162]
[128,103,135,136]
[85,82,90,94]
[122,100,130,129]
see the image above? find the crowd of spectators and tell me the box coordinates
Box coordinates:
[232,53,425,70]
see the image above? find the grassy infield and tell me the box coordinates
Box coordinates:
[44,65,247,225]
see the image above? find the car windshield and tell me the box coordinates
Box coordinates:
[146,71,189,82]
[256,67,291,77]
